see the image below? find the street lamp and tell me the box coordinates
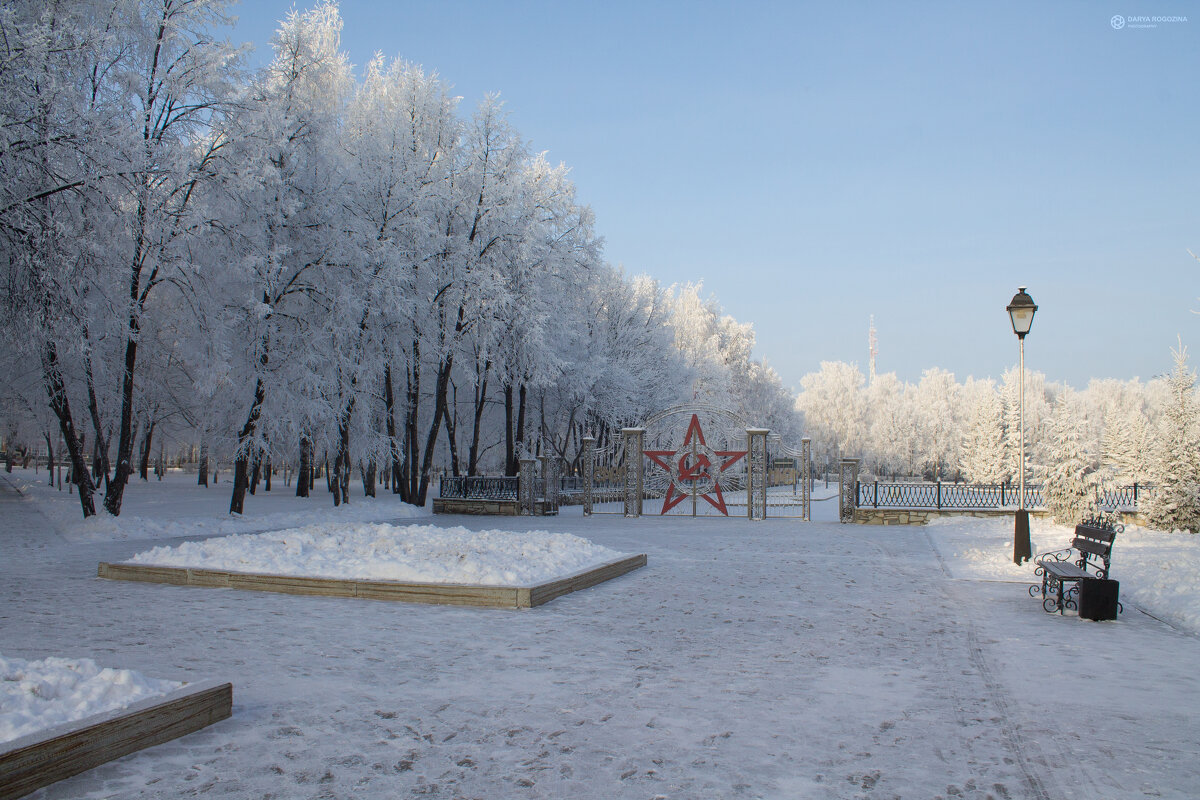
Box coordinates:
[1007,286,1037,565]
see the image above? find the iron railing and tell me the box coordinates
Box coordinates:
[439,475,519,500]
[855,481,1146,511]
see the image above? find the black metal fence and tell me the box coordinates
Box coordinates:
[438,475,520,500]
[855,481,1145,511]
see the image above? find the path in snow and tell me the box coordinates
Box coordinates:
[2,477,1198,798]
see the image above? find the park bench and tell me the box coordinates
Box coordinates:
[1029,519,1121,616]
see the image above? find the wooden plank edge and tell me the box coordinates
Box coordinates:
[355,580,521,608]
[528,553,648,607]
[99,556,648,609]
[226,573,356,598]
[0,680,232,800]
[97,562,188,585]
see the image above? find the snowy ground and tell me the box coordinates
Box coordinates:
[2,468,1199,799]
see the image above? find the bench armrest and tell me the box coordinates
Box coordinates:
[1035,548,1072,566]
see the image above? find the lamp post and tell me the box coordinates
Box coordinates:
[1007,286,1037,565]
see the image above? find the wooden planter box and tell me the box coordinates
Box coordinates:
[98,553,647,609]
[0,680,232,800]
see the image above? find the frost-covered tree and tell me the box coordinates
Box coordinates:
[95,0,242,515]
[795,361,865,466]
[213,0,353,514]
[959,378,1008,484]
[862,373,906,477]
[0,0,240,516]
[1000,365,1054,488]
[914,367,961,479]
[1142,342,1200,532]
[1090,378,1150,486]
[1042,389,1098,524]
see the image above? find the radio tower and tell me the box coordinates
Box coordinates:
[868,316,878,386]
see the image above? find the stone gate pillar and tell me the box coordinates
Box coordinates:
[746,428,769,520]
[519,457,536,515]
[801,437,812,521]
[581,436,595,516]
[838,457,860,523]
[622,428,644,518]
[540,452,559,514]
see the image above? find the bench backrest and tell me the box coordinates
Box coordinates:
[1072,523,1117,577]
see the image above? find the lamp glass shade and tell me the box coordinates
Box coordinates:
[1007,288,1037,336]
[1009,306,1034,335]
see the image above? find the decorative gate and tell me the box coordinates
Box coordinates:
[583,404,813,520]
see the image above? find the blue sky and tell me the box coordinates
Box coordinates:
[228,1,1199,391]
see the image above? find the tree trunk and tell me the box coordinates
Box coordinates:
[515,383,527,471]
[444,379,460,477]
[362,460,376,497]
[82,351,112,494]
[296,436,311,497]
[229,376,265,515]
[468,361,490,477]
[92,435,105,484]
[384,364,402,495]
[415,357,454,505]
[43,341,96,517]
[198,442,209,486]
[102,328,139,516]
[139,419,156,481]
[332,389,356,506]
[504,384,516,476]
[331,450,343,506]
[332,428,350,507]
[403,343,421,503]
[249,451,261,495]
[44,432,55,487]
[264,455,272,491]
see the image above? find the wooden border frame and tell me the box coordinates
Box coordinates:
[0,680,232,800]
[98,554,647,609]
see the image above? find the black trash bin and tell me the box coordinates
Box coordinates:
[1078,577,1119,621]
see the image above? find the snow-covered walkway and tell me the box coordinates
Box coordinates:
[2,474,1198,799]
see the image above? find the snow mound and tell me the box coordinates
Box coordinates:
[126,523,629,586]
[0,655,183,745]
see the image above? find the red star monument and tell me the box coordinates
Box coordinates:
[644,414,747,515]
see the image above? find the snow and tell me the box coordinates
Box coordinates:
[18,470,427,544]
[125,523,629,586]
[0,655,182,745]
[3,468,1200,798]
[925,514,1200,631]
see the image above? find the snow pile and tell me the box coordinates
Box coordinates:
[0,655,182,745]
[126,523,629,586]
[926,515,1200,632]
